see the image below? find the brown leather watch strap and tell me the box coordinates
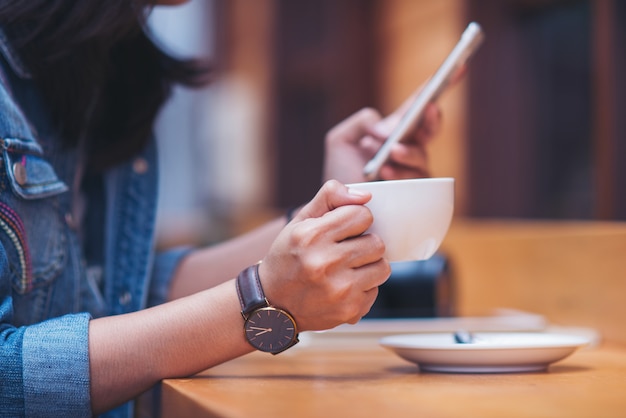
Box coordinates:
[236,263,268,316]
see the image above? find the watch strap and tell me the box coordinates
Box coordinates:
[236,263,268,316]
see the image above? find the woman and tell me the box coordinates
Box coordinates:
[0,1,440,416]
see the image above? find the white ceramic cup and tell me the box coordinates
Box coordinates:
[347,177,454,262]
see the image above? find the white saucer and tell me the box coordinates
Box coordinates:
[380,332,590,373]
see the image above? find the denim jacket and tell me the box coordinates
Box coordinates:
[0,29,189,417]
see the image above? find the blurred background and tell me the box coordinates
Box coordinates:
[148,0,626,249]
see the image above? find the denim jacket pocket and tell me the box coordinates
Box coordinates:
[1,137,68,199]
[0,137,68,295]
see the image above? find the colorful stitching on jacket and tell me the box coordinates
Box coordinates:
[0,201,32,293]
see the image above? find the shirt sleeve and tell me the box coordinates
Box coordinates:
[0,244,92,418]
[146,246,194,307]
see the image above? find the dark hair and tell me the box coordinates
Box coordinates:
[0,0,210,170]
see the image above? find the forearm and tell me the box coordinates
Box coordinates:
[89,279,253,414]
[89,180,385,413]
[168,216,286,300]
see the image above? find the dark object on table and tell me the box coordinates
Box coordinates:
[365,253,454,319]
[453,330,475,344]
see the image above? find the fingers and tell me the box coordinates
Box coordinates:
[379,142,430,180]
[325,107,382,148]
[360,102,439,180]
[294,179,371,221]
[377,102,441,144]
[260,179,391,331]
[378,161,430,180]
[416,103,442,144]
[332,258,390,325]
[449,64,468,86]
[296,258,389,329]
[289,196,382,266]
[360,133,431,180]
[328,108,382,144]
[329,228,386,268]
[321,100,439,184]
[346,286,380,325]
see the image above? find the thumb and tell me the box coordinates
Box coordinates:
[295,180,371,221]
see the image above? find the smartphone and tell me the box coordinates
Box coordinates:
[363,22,485,181]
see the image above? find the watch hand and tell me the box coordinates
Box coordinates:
[248,326,274,336]
[249,327,271,331]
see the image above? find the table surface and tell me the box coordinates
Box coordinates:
[161,339,626,418]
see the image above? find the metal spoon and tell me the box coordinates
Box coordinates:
[453,330,475,344]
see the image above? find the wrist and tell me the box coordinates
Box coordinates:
[236,263,299,354]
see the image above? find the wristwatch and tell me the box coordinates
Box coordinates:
[236,263,299,354]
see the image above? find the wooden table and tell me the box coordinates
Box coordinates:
[160,220,626,417]
[161,340,626,418]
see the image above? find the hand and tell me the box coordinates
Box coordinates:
[259,180,390,332]
[323,92,441,183]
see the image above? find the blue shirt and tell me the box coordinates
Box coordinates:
[0,28,190,417]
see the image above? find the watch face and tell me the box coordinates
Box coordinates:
[244,307,298,353]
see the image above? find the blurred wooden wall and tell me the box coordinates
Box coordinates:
[217,0,625,226]
[441,219,626,344]
[218,0,469,218]
[374,0,468,213]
